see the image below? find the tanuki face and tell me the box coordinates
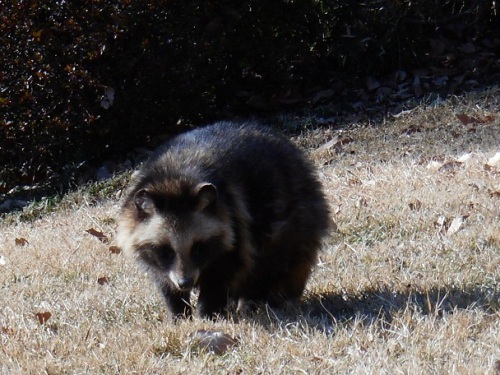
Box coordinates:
[117,180,234,292]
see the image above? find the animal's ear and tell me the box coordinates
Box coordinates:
[134,189,156,217]
[195,183,217,211]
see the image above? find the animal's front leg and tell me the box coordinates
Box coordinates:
[160,283,192,320]
[197,280,230,319]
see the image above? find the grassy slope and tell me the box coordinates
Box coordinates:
[1,88,499,374]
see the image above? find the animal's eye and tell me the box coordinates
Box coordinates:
[136,243,175,268]
[151,244,175,265]
[158,244,173,253]
[191,242,203,258]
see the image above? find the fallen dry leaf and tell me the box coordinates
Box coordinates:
[97,276,109,285]
[391,108,415,118]
[355,197,367,208]
[333,205,342,215]
[408,199,422,211]
[109,246,121,254]
[446,215,467,236]
[311,355,324,363]
[479,115,495,124]
[86,228,109,243]
[15,237,29,246]
[401,125,423,135]
[191,330,239,355]
[348,177,362,186]
[485,152,500,170]
[313,136,354,159]
[315,135,339,154]
[456,113,477,125]
[1,326,14,336]
[489,187,500,198]
[35,312,52,325]
[336,136,354,147]
[435,215,448,234]
[456,113,496,125]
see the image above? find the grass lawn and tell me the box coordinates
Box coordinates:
[1,87,499,374]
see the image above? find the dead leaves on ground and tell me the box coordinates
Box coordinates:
[85,228,122,254]
[399,112,496,140]
[313,134,355,163]
[15,237,29,246]
[6,313,239,359]
[2,228,121,270]
[408,199,423,211]
[315,135,354,153]
[34,311,52,325]
[1,326,14,336]
[425,152,500,174]
[435,216,450,236]
[446,216,468,236]
[3,227,119,332]
[0,237,29,267]
[85,228,109,243]
[152,330,239,358]
[424,151,498,237]
[85,228,121,287]
[190,330,239,355]
[97,276,110,285]
[108,246,121,254]
[489,187,500,198]
[456,113,496,126]
[485,152,500,171]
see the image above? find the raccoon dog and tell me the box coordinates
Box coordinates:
[116,122,330,319]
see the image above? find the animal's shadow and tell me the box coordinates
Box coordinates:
[247,284,499,333]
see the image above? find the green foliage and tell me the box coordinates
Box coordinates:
[0,0,497,198]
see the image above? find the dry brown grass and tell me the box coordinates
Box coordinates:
[1,88,499,374]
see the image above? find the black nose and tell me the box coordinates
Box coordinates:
[177,277,194,290]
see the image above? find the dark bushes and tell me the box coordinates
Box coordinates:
[0,0,497,197]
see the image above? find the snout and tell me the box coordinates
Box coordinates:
[169,270,199,291]
[177,277,195,291]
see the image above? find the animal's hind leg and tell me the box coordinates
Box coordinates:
[266,254,316,306]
